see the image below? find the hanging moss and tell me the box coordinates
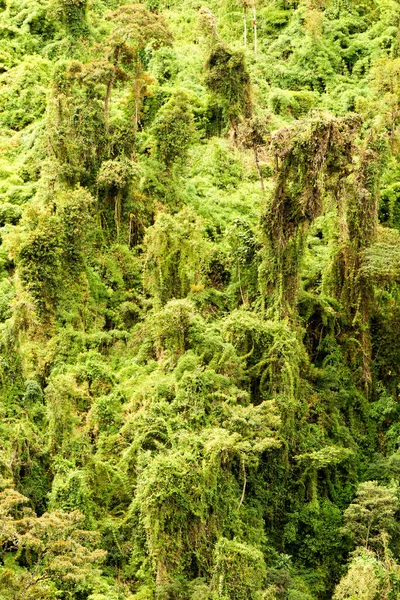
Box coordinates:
[1,1,400,597]
[211,538,267,600]
[331,141,385,386]
[204,43,252,132]
[262,114,360,314]
[143,207,210,304]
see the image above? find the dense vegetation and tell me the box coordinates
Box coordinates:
[1,0,400,597]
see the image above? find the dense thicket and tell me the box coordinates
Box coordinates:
[1,0,400,598]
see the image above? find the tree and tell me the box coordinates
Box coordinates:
[103,3,172,127]
[17,214,62,322]
[143,207,209,303]
[97,158,141,239]
[198,6,220,42]
[237,115,270,192]
[14,188,95,323]
[0,488,106,599]
[204,43,252,134]
[370,56,400,149]
[133,398,279,592]
[235,1,258,53]
[343,481,398,551]
[59,3,172,139]
[333,548,386,600]
[264,114,360,314]
[54,0,90,38]
[211,538,266,600]
[152,91,195,169]
[236,0,251,48]
[333,546,400,600]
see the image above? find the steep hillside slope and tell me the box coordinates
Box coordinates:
[1,1,400,598]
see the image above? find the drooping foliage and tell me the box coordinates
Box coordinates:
[1,0,400,599]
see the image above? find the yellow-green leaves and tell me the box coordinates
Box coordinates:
[0,487,105,599]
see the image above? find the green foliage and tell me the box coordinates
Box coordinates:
[0,487,105,599]
[53,0,89,38]
[263,113,359,313]
[152,90,196,168]
[143,207,209,303]
[2,0,400,598]
[333,546,400,600]
[333,548,386,600]
[14,187,95,321]
[269,89,318,119]
[211,538,267,600]
[18,213,62,319]
[0,55,51,130]
[105,3,172,55]
[343,481,399,551]
[204,43,252,129]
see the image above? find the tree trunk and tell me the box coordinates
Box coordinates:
[134,97,139,132]
[104,76,115,127]
[237,456,247,510]
[253,3,257,54]
[128,213,134,248]
[156,559,168,593]
[114,194,121,238]
[253,146,264,192]
[243,6,247,48]
[104,47,121,127]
